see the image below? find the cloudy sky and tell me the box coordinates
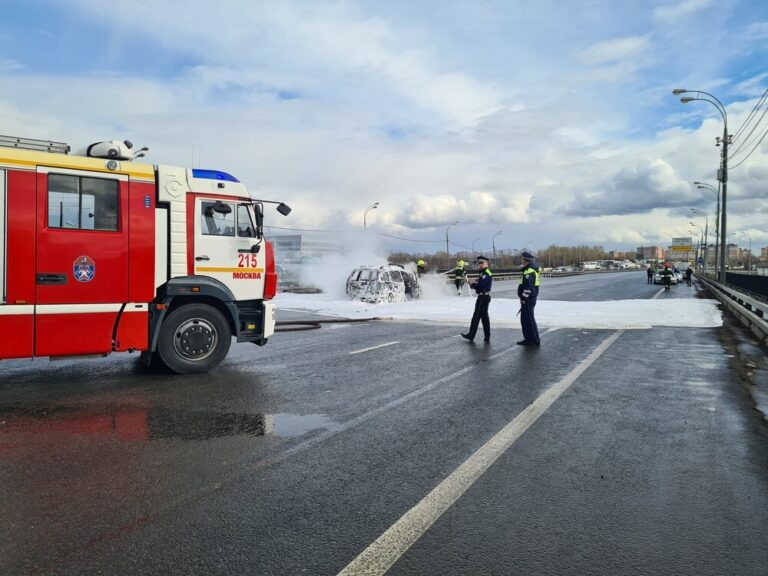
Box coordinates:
[2,0,767,255]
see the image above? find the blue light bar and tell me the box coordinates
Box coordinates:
[192,169,240,182]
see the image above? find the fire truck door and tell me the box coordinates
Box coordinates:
[35,168,130,356]
[193,198,263,301]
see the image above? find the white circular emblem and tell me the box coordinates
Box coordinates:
[165,179,183,198]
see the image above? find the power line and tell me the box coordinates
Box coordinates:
[731,87,768,144]
[729,102,768,159]
[266,224,446,244]
[264,225,336,233]
[264,224,496,249]
[376,232,443,243]
[729,124,768,169]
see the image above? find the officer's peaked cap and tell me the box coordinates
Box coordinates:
[521,251,535,260]
[476,255,489,263]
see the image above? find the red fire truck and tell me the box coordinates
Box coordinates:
[0,135,290,373]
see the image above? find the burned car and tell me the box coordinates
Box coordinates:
[346,264,421,303]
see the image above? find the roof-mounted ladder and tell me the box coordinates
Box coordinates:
[0,135,70,154]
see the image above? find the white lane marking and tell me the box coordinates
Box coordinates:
[337,329,625,576]
[350,341,400,355]
[653,287,665,299]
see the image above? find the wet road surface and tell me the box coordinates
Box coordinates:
[1,274,767,575]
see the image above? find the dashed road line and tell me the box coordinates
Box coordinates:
[350,341,400,355]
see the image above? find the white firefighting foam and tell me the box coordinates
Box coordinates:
[274,292,723,329]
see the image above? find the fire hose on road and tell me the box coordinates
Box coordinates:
[275,318,384,332]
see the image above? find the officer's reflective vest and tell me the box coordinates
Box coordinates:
[520,267,540,287]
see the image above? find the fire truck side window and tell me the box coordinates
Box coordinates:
[201,201,236,236]
[48,174,119,231]
[237,204,255,237]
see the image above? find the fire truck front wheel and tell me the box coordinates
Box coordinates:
[157,304,232,374]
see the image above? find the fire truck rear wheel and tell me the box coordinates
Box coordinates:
[157,304,232,374]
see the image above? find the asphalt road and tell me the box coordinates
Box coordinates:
[1,273,767,575]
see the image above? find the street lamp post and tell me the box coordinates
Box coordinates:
[446,221,459,258]
[690,208,709,272]
[694,181,720,275]
[674,89,729,283]
[492,230,502,260]
[363,202,379,229]
[689,222,703,268]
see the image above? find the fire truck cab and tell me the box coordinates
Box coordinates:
[0,135,289,373]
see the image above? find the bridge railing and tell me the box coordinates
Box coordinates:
[698,275,768,347]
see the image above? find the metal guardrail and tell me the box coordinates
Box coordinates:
[699,275,768,347]
[441,268,634,282]
[723,271,768,297]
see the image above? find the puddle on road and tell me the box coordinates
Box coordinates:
[272,412,336,437]
[0,404,337,443]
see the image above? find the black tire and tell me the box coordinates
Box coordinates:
[157,304,232,374]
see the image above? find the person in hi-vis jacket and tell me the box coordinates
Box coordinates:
[517,251,540,346]
[461,256,493,343]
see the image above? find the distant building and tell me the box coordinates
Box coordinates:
[762,247,768,260]
[726,243,741,265]
[636,246,663,261]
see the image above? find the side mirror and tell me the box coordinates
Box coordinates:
[212,201,232,214]
[254,204,264,239]
[277,202,291,216]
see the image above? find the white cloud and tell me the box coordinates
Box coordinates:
[654,0,714,21]
[0,59,24,71]
[578,36,650,66]
[69,0,504,129]
[404,191,503,227]
[745,21,768,40]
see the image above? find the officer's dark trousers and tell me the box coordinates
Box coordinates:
[520,299,539,343]
[467,294,491,340]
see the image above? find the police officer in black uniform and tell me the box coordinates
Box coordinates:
[461,256,493,343]
[517,251,540,346]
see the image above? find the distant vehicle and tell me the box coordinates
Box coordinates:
[654,270,679,285]
[346,265,421,303]
[580,262,600,271]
